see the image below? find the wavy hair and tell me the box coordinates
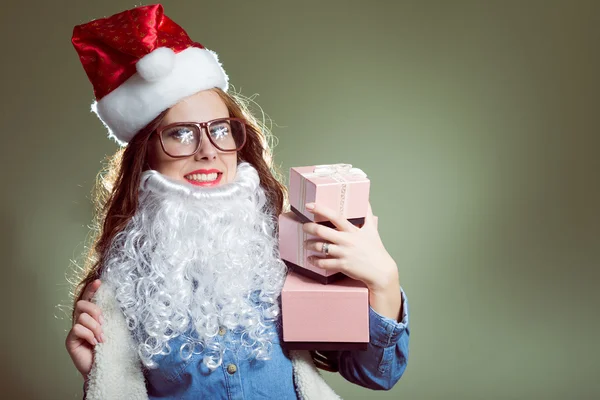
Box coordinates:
[71,88,289,315]
[69,87,340,372]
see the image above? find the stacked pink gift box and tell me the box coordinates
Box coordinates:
[279,164,375,351]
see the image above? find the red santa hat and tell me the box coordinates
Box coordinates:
[71,4,229,146]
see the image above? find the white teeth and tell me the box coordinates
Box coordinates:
[186,172,219,182]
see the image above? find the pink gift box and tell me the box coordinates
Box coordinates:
[289,164,370,223]
[281,270,369,350]
[279,211,377,284]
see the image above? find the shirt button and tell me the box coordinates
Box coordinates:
[218,327,227,336]
[227,364,237,374]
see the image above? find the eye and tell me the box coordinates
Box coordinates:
[210,124,230,140]
[164,127,195,144]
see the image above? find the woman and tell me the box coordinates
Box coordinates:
[66,4,409,399]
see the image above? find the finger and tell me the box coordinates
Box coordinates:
[302,222,346,245]
[304,202,357,232]
[70,323,99,347]
[363,201,375,228]
[75,300,104,326]
[77,313,105,343]
[304,239,341,258]
[82,279,102,302]
[307,256,344,274]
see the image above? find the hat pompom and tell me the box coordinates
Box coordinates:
[136,47,176,81]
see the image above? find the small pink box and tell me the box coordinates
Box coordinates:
[281,270,369,350]
[279,211,377,284]
[289,164,370,223]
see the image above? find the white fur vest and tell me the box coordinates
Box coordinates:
[85,283,342,400]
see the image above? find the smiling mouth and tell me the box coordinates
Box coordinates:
[184,172,220,182]
[184,172,223,186]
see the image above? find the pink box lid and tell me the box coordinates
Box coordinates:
[283,269,368,292]
[289,164,370,222]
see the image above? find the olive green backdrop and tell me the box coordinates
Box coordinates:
[0,0,597,398]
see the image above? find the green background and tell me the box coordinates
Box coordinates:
[0,0,598,398]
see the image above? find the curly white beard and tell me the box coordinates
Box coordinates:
[101,162,288,371]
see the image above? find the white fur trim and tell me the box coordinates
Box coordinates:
[136,47,176,82]
[86,282,343,399]
[290,350,343,400]
[92,47,229,146]
[86,283,148,399]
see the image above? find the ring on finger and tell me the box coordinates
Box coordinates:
[321,242,330,256]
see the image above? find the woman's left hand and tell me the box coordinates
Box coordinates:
[302,201,400,294]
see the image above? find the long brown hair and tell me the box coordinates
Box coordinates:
[70,88,339,372]
[71,88,289,316]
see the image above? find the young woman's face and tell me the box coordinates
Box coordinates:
[146,90,238,187]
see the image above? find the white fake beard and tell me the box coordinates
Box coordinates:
[101,161,288,371]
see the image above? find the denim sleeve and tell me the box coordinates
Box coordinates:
[336,286,410,390]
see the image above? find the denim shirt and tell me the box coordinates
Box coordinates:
[143,288,410,399]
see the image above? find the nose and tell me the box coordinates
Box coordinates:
[194,128,218,160]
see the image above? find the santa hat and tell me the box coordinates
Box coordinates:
[71,4,229,146]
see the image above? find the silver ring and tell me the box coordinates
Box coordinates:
[322,242,330,256]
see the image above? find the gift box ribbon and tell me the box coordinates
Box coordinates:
[298,163,368,219]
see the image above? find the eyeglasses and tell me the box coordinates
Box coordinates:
[155,117,247,158]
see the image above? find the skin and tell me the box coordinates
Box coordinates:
[65,90,239,379]
[146,89,238,186]
[65,278,103,378]
[66,90,404,380]
[302,202,403,321]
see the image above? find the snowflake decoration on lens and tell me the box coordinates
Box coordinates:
[175,128,195,145]
[211,125,229,140]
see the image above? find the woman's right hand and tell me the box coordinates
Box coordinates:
[65,279,105,379]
